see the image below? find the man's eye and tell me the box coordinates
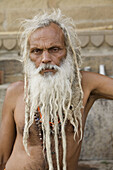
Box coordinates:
[31,48,43,54]
[49,47,60,53]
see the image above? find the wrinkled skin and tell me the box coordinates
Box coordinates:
[0,23,113,170]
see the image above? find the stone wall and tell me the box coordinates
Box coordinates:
[0,0,113,31]
[80,99,113,160]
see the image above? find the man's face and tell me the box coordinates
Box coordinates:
[29,23,67,75]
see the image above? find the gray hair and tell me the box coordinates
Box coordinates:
[20,8,82,68]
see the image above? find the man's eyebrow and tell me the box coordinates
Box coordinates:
[48,46,62,49]
[29,46,43,51]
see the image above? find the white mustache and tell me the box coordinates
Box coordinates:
[34,64,60,75]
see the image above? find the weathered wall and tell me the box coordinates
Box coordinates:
[0,0,113,31]
[80,99,113,160]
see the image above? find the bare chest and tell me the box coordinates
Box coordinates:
[13,95,83,169]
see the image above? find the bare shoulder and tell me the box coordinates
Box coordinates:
[80,70,99,81]
[5,81,24,110]
[7,81,24,95]
[80,71,97,91]
[80,70,105,94]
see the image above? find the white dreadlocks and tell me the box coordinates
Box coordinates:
[20,9,83,170]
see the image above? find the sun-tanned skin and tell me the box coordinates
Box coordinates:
[0,23,113,170]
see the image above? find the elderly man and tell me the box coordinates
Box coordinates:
[0,9,113,170]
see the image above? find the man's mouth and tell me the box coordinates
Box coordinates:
[40,68,57,75]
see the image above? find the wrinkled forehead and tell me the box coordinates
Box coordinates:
[28,22,66,46]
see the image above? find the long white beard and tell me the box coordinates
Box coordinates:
[24,53,75,170]
[27,53,75,123]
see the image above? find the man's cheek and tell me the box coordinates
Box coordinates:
[29,56,37,63]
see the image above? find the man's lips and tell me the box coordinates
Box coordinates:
[40,68,57,75]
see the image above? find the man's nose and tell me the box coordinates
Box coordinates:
[42,50,51,64]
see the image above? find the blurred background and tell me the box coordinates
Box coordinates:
[0,0,113,169]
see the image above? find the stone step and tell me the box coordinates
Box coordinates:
[78,160,113,170]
